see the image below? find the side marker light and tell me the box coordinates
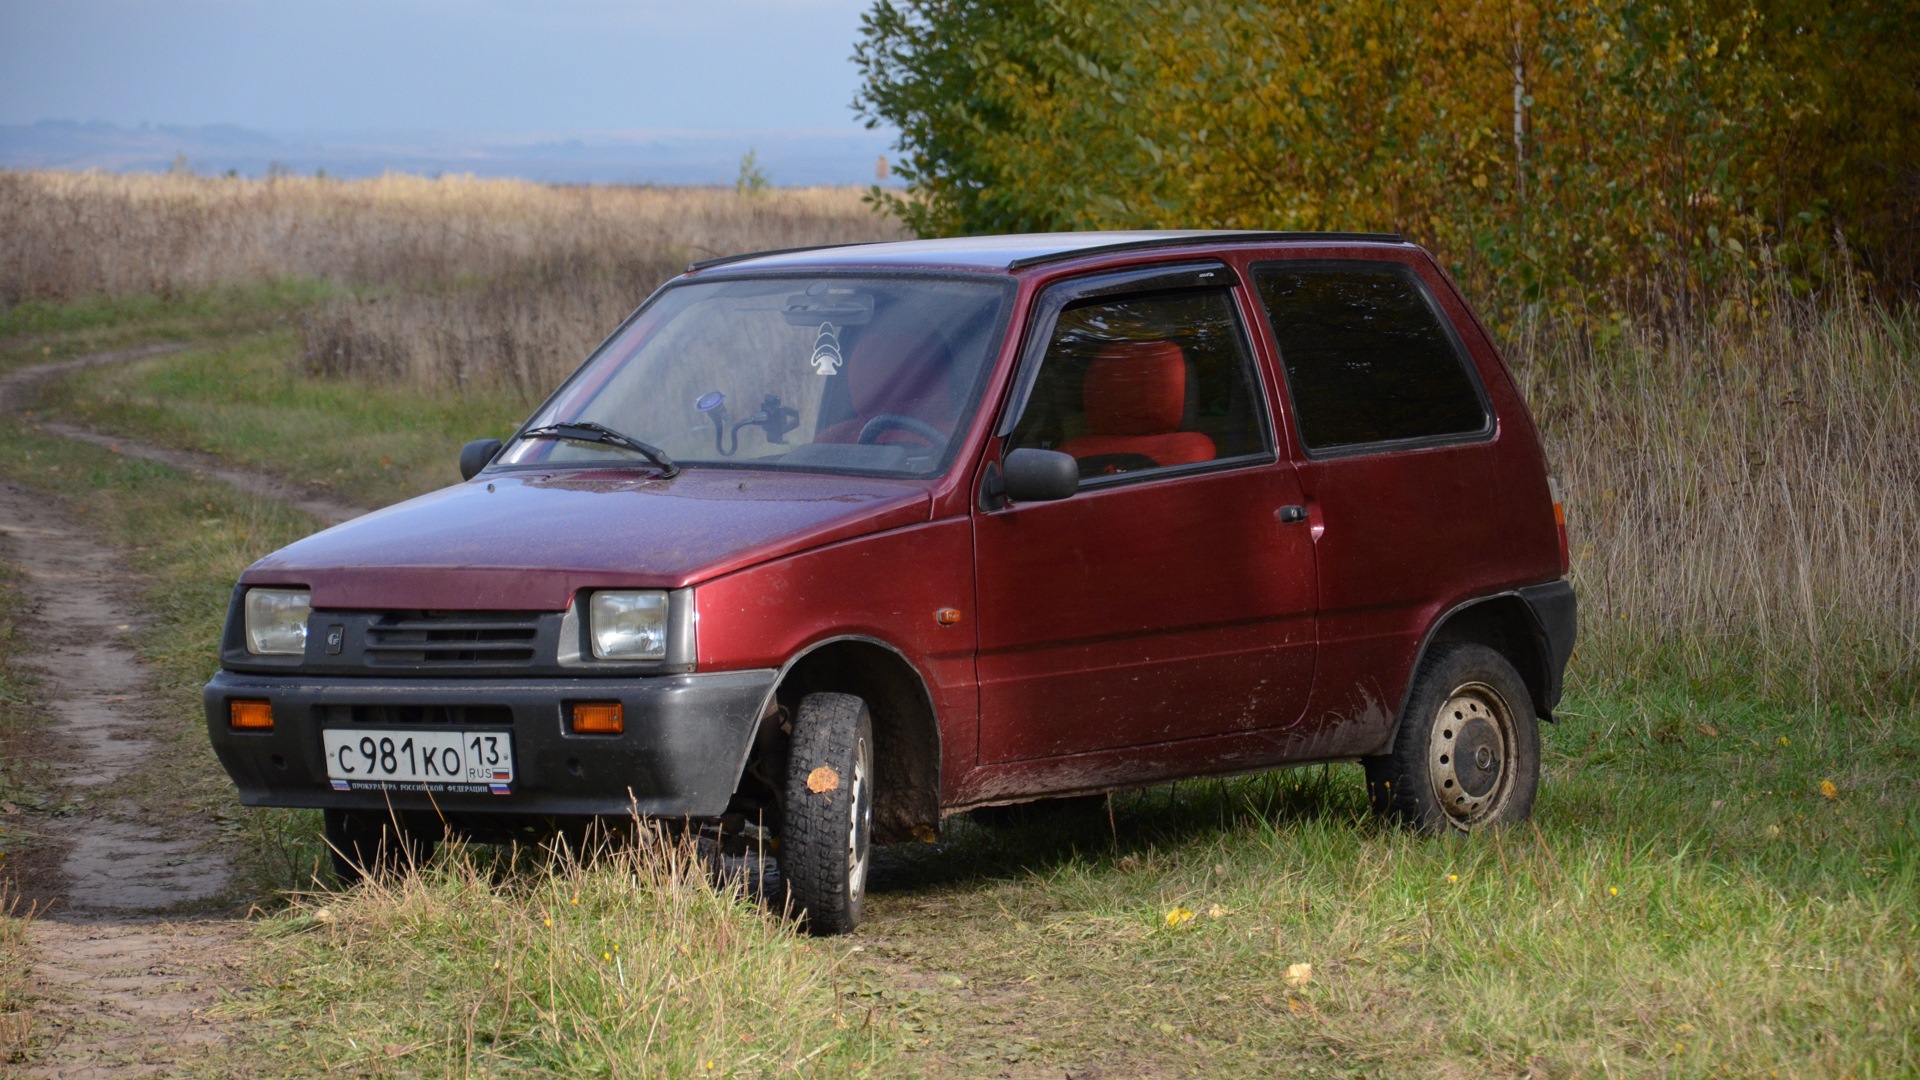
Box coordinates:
[1548,477,1570,571]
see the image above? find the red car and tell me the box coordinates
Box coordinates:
[206,231,1575,933]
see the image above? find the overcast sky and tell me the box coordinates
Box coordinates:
[0,0,883,136]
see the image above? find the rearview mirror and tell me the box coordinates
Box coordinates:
[1001,448,1079,503]
[459,438,503,481]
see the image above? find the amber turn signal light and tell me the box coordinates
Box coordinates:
[230,700,274,731]
[570,701,624,735]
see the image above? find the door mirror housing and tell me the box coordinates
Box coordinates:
[459,438,504,481]
[1000,448,1079,504]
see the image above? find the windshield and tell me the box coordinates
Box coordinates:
[500,274,1012,477]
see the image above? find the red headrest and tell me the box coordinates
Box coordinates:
[1083,341,1187,436]
[848,329,953,421]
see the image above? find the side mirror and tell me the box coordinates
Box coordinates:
[1000,448,1079,503]
[459,438,504,481]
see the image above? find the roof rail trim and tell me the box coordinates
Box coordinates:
[1005,231,1408,270]
[686,241,883,273]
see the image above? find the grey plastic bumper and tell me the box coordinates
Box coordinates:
[204,668,777,818]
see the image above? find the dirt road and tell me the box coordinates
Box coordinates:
[0,346,371,1074]
[1,478,243,1075]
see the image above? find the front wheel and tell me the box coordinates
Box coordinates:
[779,692,874,935]
[1364,643,1539,834]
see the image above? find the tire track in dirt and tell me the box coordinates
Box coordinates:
[0,343,369,1075]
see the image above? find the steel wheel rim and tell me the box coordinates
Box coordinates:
[1427,681,1515,828]
[847,734,872,900]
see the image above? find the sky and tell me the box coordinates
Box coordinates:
[0,0,883,138]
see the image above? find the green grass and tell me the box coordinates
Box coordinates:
[850,688,1919,1076]
[209,833,890,1077]
[0,564,41,1063]
[38,329,528,509]
[0,316,1913,1075]
[0,277,339,342]
[0,562,46,833]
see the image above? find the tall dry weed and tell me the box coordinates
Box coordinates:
[0,169,898,303]
[1515,290,1920,708]
[0,169,901,388]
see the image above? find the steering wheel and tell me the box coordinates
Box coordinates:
[856,414,949,454]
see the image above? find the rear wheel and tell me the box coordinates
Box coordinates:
[323,807,439,884]
[778,692,874,935]
[1364,643,1539,833]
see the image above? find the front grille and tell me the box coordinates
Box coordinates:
[320,703,515,726]
[363,611,542,669]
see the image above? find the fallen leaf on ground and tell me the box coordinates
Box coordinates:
[1285,962,1313,986]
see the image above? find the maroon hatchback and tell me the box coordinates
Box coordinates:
[206,231,1575,933]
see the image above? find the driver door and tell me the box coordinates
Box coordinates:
[972,266,1319,763]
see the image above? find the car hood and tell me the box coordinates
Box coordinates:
[242,468,933,610]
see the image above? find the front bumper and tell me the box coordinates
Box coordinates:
[204,668,777,817]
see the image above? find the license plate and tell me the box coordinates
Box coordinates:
[322,728,514,795]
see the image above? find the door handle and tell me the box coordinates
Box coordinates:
[1278,504,1308,524]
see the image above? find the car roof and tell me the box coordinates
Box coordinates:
[686,230,1411,275]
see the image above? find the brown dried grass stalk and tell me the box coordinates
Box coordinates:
[0,169,898,304]
[1515,289,1920,707]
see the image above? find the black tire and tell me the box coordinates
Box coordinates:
[778,692,874,935]
[323,807,439,884]
[1364,643,1539,834]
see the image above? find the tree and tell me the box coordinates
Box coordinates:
[855,0,1920,319]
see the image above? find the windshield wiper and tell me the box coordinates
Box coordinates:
[518,421,681,478]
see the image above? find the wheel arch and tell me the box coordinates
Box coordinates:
[1385,589,1566,754]
[756,635,942,844]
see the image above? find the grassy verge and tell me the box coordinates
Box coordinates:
[210,834,889,1076]
[0,564,41,1064]
[853,687,1918,1076]
[37,330,527,510]
[0,278,342,381]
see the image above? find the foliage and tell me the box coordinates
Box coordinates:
[737,147,772,195]
[854,0,1920,321]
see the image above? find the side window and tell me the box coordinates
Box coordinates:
[1008,289,1269,480]
[1253,263,1488,452]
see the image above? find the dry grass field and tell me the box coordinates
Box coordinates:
[0,170,904,393]
[1,169,1914,1075]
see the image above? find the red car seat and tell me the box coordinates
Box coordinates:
[1058,341,1215,472]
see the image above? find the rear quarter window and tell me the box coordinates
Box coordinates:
[1253,262,1489,453]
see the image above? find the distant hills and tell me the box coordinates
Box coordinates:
[0,120,900,187]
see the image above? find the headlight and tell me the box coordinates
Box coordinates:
[590,590,668,660]
[244,588,311,655]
